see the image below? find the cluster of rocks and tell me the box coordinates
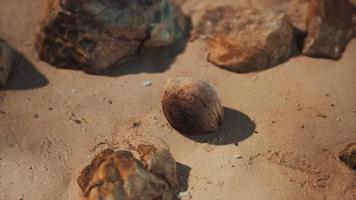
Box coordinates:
[35,0,188,72]
[77,144,178,200]
[0,39,13,86]
[194,0,355,73]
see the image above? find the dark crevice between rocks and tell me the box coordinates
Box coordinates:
[338,143,356,171]
[291,27,307,57]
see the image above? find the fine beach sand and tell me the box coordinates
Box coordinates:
[1,0,356,199]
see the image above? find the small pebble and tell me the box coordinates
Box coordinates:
[336,117,341,122]
[177,191,192,199]
[143,80,152,87]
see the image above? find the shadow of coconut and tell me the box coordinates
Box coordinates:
[186,107,256,145]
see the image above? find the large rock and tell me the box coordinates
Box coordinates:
[250,0,309,33]
[36,0,186,72]
[196,7,294,73]
[77,145,178,200]
[303,0,354,59]
[0,39,13,86]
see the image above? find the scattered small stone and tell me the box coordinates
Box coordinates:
[34,114,39,118]
[316,114,327,119]
[48,107,53,111]
[177,191,192,200]
[300,125,305,129]
[331,104,335,107]
[74,119,82,124]
[272,121,276,124]
[195,7,294,73]
[0,110,5,114]
[234,155,243,159]
[161,77,224,135]
[143,80,153,87]
[254,131,259,134]
[0,39,14,86]
[303,0,354,59]
[336,117,341,122]
[133,121,141,128]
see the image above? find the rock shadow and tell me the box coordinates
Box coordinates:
[100,35,190,77]
[0,48,48,91]
[186,107,256,145]
[176,162,191,193]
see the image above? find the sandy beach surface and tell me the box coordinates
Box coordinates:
[1,0,355,199]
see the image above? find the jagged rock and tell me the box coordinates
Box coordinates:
[0,39,13,86]
[303,0,354,59]
[250,0,309,33]
[136,144,178,189]
[161,77,224,135]
[78,145,178,200]
[196,7,294,73]
[36,0,186,72]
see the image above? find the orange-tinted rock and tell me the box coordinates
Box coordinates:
[303,0,354,59]
[36,0,186,72]
[250,0,309,33]
[78,146,177,200]
[196,7,294,73]
[0,39,13,86]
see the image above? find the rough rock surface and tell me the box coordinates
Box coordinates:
[303,0,354,59]
[250,0,309,33]
[36,0,186,72]
[0,39,13,86]
[196,7,294,73]
[77,145,177,200]
[161,77,224,135]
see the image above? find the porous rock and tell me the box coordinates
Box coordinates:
[196,7,294,73]
[0,39,13,86]
[303,0,354,59]
[161,77,224,135]
[78,145,178,200]
[36,0,186,72]
[250,0,309,33]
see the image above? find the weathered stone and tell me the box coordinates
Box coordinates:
[136,144,178,189]
[250,0,309,33]
[78,145,178,200]
[36,0,186,72]
[303,0,354,59]
[0,39,13,86]
[196,7,294,73]
[161,77,224,135]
